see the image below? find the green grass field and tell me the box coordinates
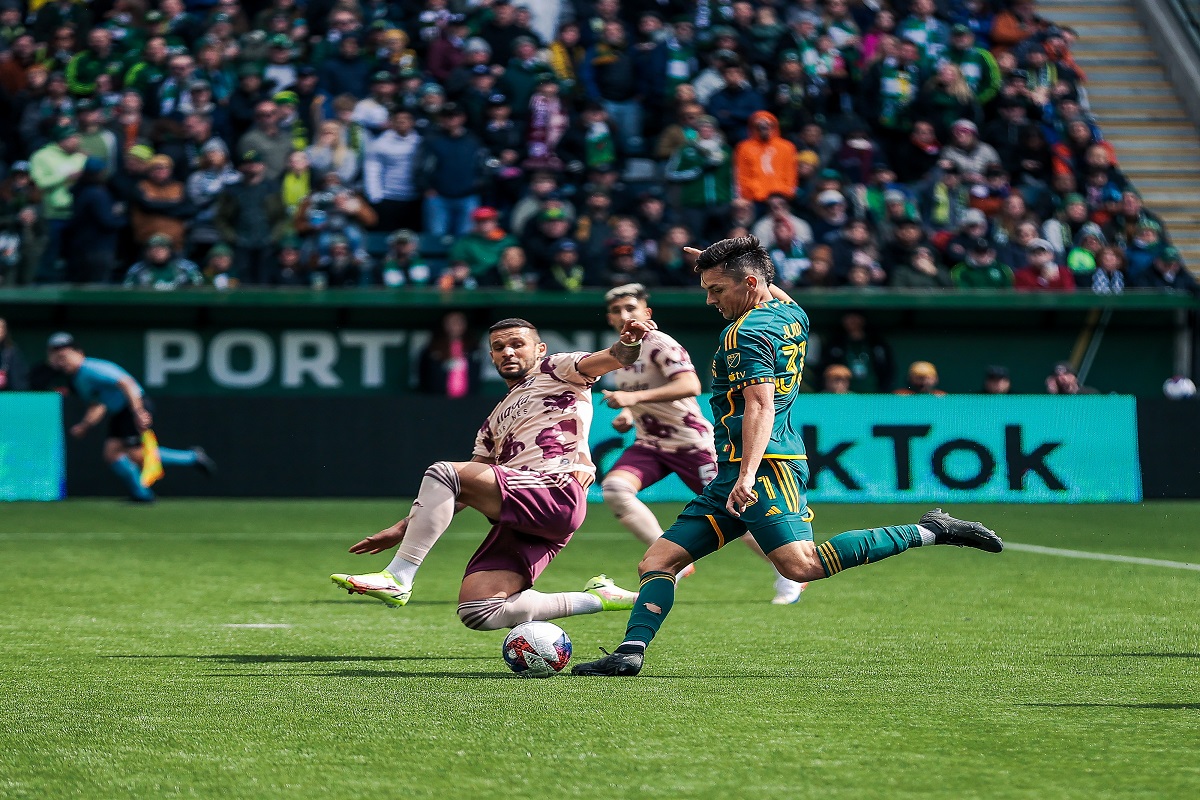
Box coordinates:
[2,500,1198,799]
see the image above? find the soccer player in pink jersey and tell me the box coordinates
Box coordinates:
[599,284,807,603]
[331,316,654,631]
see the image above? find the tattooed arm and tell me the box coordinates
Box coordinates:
[578,319,658,377]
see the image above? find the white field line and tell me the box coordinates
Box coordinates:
[1004,542,1200,571]
[223,623,292,629]
[3,531,1199,571]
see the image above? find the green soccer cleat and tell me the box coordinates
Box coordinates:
[331,570,412,607]
[584,574,638,611]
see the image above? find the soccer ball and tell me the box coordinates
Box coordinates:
[502,621,571,678]
[1163,376,1197,400]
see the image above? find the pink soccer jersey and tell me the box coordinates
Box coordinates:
[473,352,598,476]
[614,330,715,454]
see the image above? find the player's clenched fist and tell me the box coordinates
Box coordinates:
[602,389,639,408]
[618,318,657,344]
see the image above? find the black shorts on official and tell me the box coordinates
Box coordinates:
[106,398,154,446]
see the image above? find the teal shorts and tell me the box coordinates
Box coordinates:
[662,459,814,560]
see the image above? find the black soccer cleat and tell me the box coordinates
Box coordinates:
[571,648,644,677]
[192,447,217,477]
[919,508,1003,553]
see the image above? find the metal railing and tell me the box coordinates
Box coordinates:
[1169,1,1200,57]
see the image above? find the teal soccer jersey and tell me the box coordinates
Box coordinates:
[709,298,810,464]
[661,298,815,559]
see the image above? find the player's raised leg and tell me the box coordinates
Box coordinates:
[155,444,217,475]
[331,459,502,606]
[767,509,1003,586]
[574,507,1001,677]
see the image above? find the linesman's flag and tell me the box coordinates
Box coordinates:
[141,430,164,488]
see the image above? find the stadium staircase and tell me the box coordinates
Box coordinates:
[1038,0,1200,268]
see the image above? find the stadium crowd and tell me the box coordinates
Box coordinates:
[0,0,1197,295]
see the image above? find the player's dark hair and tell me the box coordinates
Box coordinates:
[693,235,775,284]
[489,318,540,339]
[604,283,649,306]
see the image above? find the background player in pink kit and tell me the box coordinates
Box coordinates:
[599,285,808,604]
[331,317,654,632]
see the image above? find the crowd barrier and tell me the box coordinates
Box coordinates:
[0,393,64,501]
[3,392,1194,502]
[589,395,1143,504]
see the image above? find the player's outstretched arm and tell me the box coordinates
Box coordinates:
[579,319,657,377]
[70,403,109,439]
[603,371,703,408]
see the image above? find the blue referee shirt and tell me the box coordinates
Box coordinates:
[72,358,142,414]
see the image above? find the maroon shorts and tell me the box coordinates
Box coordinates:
[610,443,718,494]
[464,465,588,589]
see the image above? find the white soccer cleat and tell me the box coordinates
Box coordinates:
[771,576,807,605]
[584,574,639,611]
[331,570,412,607]
[677,563,696,580]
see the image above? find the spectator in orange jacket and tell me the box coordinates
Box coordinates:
[990,0,1044,56]
[1044,30,1086,84]
[734,111,797,204]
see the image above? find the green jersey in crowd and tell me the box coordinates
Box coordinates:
[944,45,1002,105]
[664,135,733,209]
[952,259,1015,288]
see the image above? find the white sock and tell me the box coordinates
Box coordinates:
[602,476,663,546]
[385,553,420,586]
[457,590,602,630]
[917,524,937,546]
[392,461,461,576]
[565,591,604,615]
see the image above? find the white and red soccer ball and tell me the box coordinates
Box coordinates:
[502,621,571,678]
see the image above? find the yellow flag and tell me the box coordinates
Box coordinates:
[141,430,165,488]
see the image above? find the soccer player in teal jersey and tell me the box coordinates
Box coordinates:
[573,236,1003,677]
